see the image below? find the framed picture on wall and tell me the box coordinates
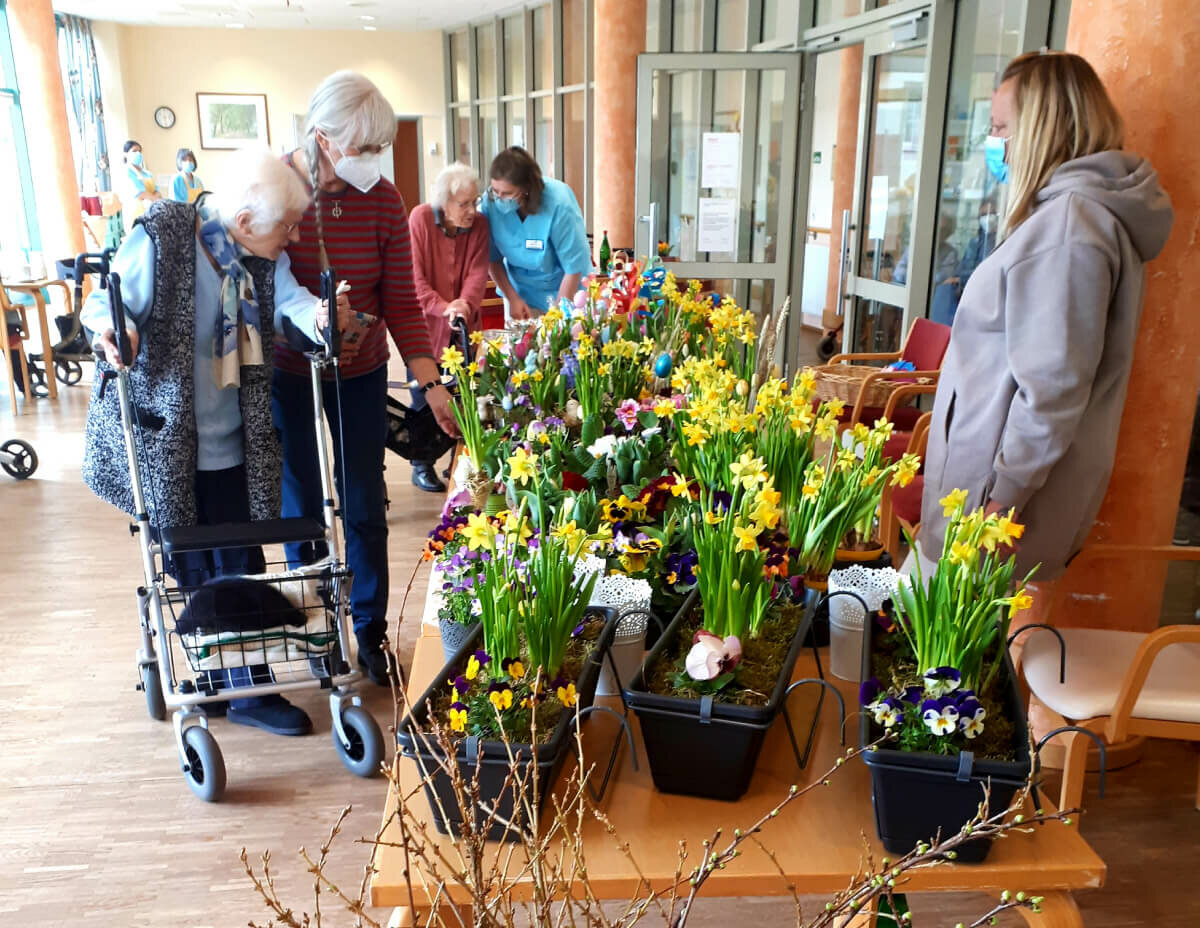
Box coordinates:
[196,93,270,150]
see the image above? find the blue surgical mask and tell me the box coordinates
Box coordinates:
[984,135,1008,184]
[182,160,196,174]
[490,194,520,216]
[130,151,144,167]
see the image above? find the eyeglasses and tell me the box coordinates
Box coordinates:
[276,220,300,234]
[487,189,522,203]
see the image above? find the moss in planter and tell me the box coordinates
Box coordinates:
[426,615,607,746]
[644,600,804,707]
[866,635,1017,763]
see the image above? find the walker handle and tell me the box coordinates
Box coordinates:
[320,268,340,359]
[107,272,133,368]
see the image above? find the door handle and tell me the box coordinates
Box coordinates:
[834,208,852,317]
[637,202,659,257]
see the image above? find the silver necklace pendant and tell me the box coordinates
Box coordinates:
[331,201,342,219]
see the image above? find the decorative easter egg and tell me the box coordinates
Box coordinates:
[654,352,673,378]
[573,290,588,309]
[600,327,612,344]
[596,298,609,313]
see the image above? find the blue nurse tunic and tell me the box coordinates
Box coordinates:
[481,177,592,314]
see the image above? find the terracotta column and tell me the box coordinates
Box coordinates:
[593,0,646,257]
[1031,1,1200,630]
[822,30,863,331]
[8,0,85,263]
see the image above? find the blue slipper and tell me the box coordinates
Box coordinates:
[227,695,312,736]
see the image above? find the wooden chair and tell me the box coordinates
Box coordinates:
[1,280,34,415]
[480,280,505,331]
[877,411,931,563]
[1016,544,1200,813]
[828,317,952,429]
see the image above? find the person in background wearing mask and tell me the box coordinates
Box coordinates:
[275,70,457,687]
[482,147,591,320]
[406,162,491,492]
[121,140,160,228]
[917,51,1173,582]
[171,148,204,204]
[938,197,1000,324]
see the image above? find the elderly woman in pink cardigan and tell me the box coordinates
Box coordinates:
[406,162,491,492]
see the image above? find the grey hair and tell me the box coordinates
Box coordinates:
[209,148,310,235]
[302,70,396,266]
[432,162,479,209]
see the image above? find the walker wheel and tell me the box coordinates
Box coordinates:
[140,662,166,721]
[333,705,384,778]
[1,439,37,479]
[55,359,83,385]
[183,726,226,802]
[28,366,49,398]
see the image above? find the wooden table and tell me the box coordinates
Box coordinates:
[371,623,1106,927]
[5,277,72,400]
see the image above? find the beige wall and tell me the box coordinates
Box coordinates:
[93,24,446,201]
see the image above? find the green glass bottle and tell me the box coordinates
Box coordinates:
[599,230,611,275]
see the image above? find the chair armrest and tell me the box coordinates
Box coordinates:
[827,350,902,365]
[1104,624,1200,743]
[883,381,939,422]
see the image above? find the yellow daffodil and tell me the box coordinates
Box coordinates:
[653,399,676,418]
[507,447,539,485]
[682,421,710,447]
[948,540,977,566]
[1008,590,1034,618]
[801,483,819,499]
[798,368,818,396]
[852,422,871,444]
[835,448,858,473]
[863,466,883,487]
[733,521,762,552]
[462,512,495,551]
[440,344,465,373]
[998,512,1025,544]
[511,370,529,387]
[891,453,921,488]
[469,330,484,345]
[467,361,478,376]
[815,415,838,441]
[704,510,726,525]
[597,363,610,376]
[729,452,767,490]
[531,369,544,382]
[827,398,846,419]
[940,488,969,517]
[669,473,692,497]
[503,509,534,544]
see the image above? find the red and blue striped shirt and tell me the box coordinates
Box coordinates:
[274,152,433,378]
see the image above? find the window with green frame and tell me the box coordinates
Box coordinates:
[0,0,39,259]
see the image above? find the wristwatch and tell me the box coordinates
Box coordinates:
[418,380,442,395]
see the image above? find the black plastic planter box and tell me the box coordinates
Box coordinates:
[623,592,813,801]
[859,615,1031,863]
[397,606,618,841]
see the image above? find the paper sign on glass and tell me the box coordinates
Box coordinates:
[701,132,741,189]
[697,197,738,254]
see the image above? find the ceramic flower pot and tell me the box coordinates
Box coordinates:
[859,615,1031,863]
[397,607,619,841]
[437,615,477,664]
[623,592,814,801]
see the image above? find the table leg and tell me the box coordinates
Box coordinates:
[1005,891,1083,928]
[30,291,57,399]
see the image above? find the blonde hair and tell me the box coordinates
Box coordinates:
[1001,51,1124,234]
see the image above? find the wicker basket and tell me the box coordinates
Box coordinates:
[813,364,930,410]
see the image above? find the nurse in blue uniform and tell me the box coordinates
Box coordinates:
[481,147,591,320]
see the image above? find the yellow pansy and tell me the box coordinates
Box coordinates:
[465,654,482,680]
[557,682,578,707]
[489,688,514,711]
[448,706,468,732]
[507,447,539,485]
[939,488,969,517]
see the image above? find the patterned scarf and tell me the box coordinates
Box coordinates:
[195,194,263,389]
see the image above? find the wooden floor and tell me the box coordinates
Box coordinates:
[1,369,1198,928]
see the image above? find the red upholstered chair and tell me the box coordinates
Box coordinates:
[828,317,952,430]
[878,412,931,563]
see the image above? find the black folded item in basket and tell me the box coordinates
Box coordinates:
[176,578,308,635]
[386,397,456,463]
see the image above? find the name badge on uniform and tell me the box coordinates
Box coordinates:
[525,239,545,251]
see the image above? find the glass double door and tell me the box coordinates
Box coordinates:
[634,52,802,321]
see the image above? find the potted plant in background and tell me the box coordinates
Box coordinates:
[399,474,619,839]
[859,491,1036,861]
[440,342,503,510]
[834,420,920,566]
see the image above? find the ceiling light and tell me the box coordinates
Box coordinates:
[226,22,246,28]
[364,24,377,30]
[359,14,376,21]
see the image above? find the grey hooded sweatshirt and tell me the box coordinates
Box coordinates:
[919,150,1173,580]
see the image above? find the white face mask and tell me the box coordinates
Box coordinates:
[329,139,381,194]
[979,213,997,234]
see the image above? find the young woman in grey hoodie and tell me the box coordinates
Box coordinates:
[919,51,1174,580]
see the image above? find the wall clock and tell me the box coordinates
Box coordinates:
[154,106,176,129]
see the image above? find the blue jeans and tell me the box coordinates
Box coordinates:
[272,364,389,651]
[168,465,269,709]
